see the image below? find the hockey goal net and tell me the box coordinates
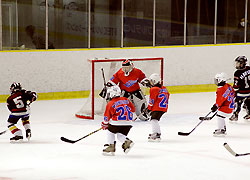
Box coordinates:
[75,57,164,119]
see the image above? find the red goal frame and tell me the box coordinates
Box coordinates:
[75,57,164,119]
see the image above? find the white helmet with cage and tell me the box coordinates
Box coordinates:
[122,59,134,76]
[106,85,121,100]
[214,72,228,86]
[149,73,161,86]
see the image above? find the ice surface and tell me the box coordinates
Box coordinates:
[0,92,250,180]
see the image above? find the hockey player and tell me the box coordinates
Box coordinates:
[211,73,235,136]
[147,73,170,142]
[229,56,250,121]
[7,82,37,142]
[106,59,151,121]
[101,85,135,156]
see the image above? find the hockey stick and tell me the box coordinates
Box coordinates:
[178,111,217,136]
[60,127,102,144]
[99,68,107,98]
[223,143,250,157]
[0,130,7,135]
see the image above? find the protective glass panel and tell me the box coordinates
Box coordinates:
[217,0,245,43]
[186,0,215,45]
[90,0,121,48]
[155,0,184,46]
[123,0,153,47]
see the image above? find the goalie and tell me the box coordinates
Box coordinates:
[100,59,151,121]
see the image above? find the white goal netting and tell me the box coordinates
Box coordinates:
[75,57,164,119]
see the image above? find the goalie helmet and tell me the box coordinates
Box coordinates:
[10,82,22,94]
[214,72,228,86]
[149,73,161,86]
[122,59,134,76]
[235,56,247,69]
[106,85,121,100]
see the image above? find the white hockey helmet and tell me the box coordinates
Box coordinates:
[122,59,134,76]
[214,72,228,86]
[106,85,121,100]
[149,73,161,86]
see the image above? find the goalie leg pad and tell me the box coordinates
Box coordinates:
[131,90,148,120]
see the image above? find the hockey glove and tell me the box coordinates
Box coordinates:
[141,78,152,88]
[101,122,109,130]
[211,104,218,112]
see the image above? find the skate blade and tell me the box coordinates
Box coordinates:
[148,138,161,142]
[229,120,238,124]
[213,133,226,137]
[124,142,134,154]
[10,139,23,143]
[102,152,115,156]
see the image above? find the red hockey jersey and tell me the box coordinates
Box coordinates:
[104,96,135,126]
[110,68,146,92]
[215,83,235,113]
[148,86,170,112]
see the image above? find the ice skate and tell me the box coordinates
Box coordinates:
[229,113,238,122]
[122,138,134,154]
[26,129,31,141]
[10,136,23,143]
[213,129,226,137]
[243,114,250,121]
[102,142,116,156]
[148,133,161,142]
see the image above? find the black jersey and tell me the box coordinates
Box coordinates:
[7,90,37,114]
[233,66,250,97]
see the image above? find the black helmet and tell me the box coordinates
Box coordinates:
[235,56,247,69]
[10,82,22,94]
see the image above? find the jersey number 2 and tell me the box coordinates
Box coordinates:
[159,94,168,108]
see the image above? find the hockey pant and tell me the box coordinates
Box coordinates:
[122,89,148,121]
[106,124,132,144]
[7,114,30,136]
[216,111,232,130]
[234,96,250,115]
[150,111,165,134]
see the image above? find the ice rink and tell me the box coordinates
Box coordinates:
[0,92,250,180]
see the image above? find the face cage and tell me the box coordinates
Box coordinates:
[122,66,133,76]
[214,78,219,86]
[235,61,246,69]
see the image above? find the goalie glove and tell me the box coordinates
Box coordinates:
[99,86,107,98]
[141,78,152,88]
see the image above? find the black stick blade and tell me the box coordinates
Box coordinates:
[0,130,7,135]
[60,137,77,144]
[199,117,212,120]
[178,132,190,136]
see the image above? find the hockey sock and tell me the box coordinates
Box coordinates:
[22,119,31,130]
[107,130,116,144]
[8,123,22,136]
[217,115,226,129]
[151,119,161,134]
[117,133,127,144]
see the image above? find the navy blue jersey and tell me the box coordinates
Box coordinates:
[7,90,37,113]
[233,66,250,96]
